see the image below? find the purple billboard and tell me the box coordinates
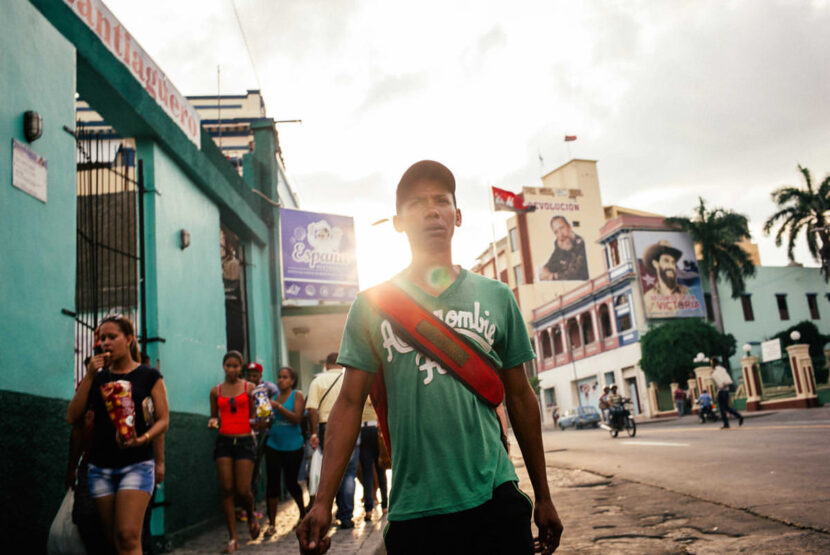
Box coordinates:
[280,208,359,301]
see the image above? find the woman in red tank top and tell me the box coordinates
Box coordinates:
[209,351,260,552]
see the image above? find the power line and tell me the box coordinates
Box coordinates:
[231,0,262,91]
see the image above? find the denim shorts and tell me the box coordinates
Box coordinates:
[213,434,257,461]
[87,460,155,498]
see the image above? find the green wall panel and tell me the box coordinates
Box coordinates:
[141,142,228,415]
[0,0,77,398]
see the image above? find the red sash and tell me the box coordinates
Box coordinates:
[363,282,505,454]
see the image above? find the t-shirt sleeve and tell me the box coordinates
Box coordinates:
[496,285,535,370]
[336,294,380,375]
[306,379,321,410]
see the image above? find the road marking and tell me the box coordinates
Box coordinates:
[645,424,830,433]
[620,441,689,447]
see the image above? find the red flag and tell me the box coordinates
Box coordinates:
[492,186,534,212]
[564,135,577,142]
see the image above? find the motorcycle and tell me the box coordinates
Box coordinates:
[600,401,636,438]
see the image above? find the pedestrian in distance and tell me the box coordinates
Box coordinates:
[305,353,359,528]
[244,361,276,521]
[262,366,307,537]
[208,351,261,552]
[674,384,686,417]
[710,358,743,429]
[66,314,169,555]
[357,396,388,521]
[598,386,611,423]
[297,160,563,554]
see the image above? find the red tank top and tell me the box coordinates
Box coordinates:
[217,382,251,435]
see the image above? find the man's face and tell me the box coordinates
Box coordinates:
[654,253,679,288]
[393,179,461,250]
[552,218,574,249]
[247,371,262,385]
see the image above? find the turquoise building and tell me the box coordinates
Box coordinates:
[0,0,341,549]
[704,265,830,375]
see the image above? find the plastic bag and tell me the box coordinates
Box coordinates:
[308,448,323,495]
[253,386,274,424]
[46,489,86,555]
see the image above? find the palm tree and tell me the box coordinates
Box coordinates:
[666,198,756,334]
[763,165,830,280]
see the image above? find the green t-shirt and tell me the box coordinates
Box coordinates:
[337,269,535,521]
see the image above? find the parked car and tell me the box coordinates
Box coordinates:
[558,406,602,430]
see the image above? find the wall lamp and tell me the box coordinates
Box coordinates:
[180,229,191,250]
[24,111,43,142]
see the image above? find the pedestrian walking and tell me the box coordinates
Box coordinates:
[244,361,276,521]
[674,385,686,417]
[305,353,359,528]
[263,366,307,537]
[297,160,563,554]
[357,397,388,521]
[598,386,610,423]
[66,314,169,555]
[208,351,261,552]
[710,358,743,429]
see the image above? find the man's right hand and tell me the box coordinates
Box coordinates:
[309,433,319,449]
[296,503,332,554]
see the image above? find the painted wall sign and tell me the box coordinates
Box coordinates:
[761,338,782,362]
[12,139,47,203]
[280,208,358,302]
[63,0,201,148]
[632,230,706,319]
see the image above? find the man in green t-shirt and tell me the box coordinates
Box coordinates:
[297,160,563,554]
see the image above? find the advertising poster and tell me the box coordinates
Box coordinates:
[577,376,600,409]
[280,208,359,302]
[522,188,593,282]
[632,230,705,319]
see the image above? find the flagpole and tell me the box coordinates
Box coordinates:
[488,185,502,283]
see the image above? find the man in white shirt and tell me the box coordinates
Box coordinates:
[306,353,359,528]
[710,358,743,429]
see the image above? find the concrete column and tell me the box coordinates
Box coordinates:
[694,365,716,399]
[608,301,618,336]
[687,377,699,412]
[786,344,819,408]
[590,307,599,344]
[646,381,659,417]
[740,355,763,411]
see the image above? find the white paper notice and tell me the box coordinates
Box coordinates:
[12,138,48,203]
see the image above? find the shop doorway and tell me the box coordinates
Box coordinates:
[220,226,249,358]
[72,121,143,386]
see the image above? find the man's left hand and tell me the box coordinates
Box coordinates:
[533,498,563,554]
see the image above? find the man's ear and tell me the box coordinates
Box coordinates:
[455,209,462,227]
[392,214,404,233]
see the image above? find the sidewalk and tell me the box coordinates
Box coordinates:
[169,497,386,555]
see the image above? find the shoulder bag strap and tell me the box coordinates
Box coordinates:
[317,372,343,414]
[364,282,508,454]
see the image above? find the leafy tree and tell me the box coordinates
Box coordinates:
[666,198,756,334]
[528,375,541,395]
[770,320,830,384]
[640,319,736,388]
[763,165,830,281]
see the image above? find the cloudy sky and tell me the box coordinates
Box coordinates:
[104,0,830,287]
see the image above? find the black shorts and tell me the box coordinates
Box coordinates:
[213,435,257,461]
[384,481,534,555]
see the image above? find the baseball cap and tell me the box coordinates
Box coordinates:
[246,362,263,374]
[396,160,456,212]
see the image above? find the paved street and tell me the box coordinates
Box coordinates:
[170,408,830,553]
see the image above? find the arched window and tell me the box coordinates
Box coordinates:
[581,312,595,345]
[567,318,581,349]
[599,304,613,338]
[540,329,552,359]
[553,326,564,355]
[616,294,632,331]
